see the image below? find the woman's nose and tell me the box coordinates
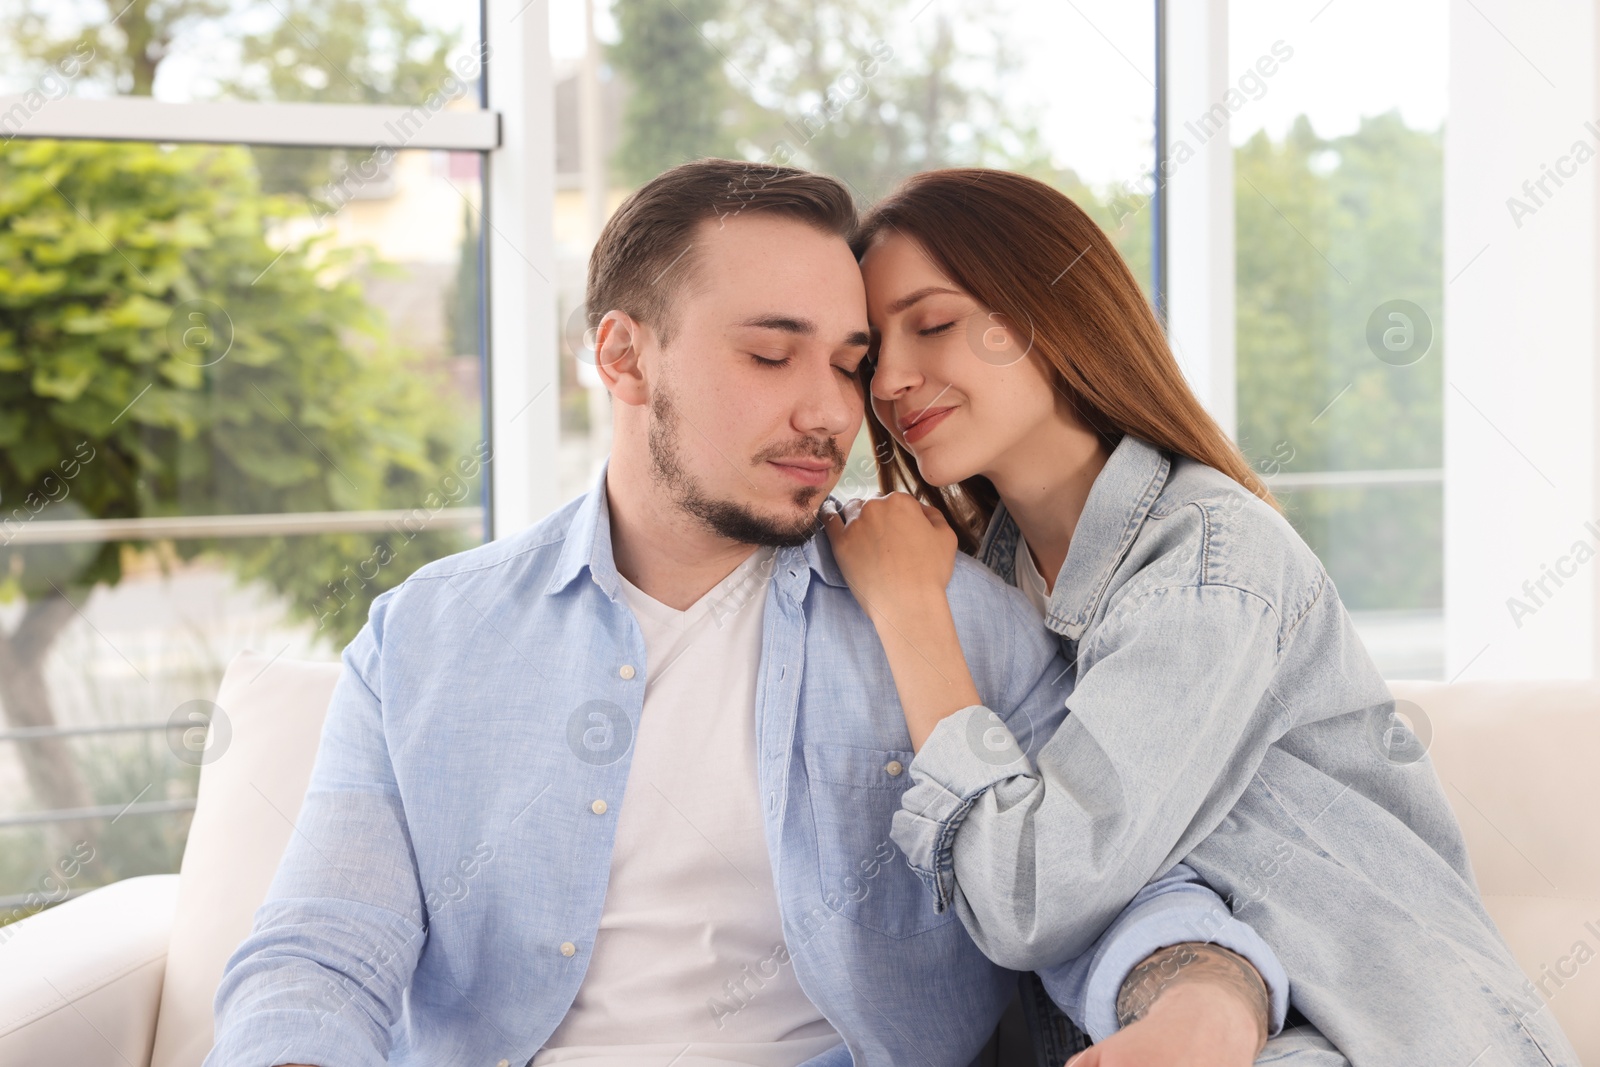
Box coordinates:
[870,336,921,400]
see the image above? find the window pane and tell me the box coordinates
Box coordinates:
[0,139,486,902]
[549,0,1157,504]
[1230,0,1447,678]
[0,0,483,106]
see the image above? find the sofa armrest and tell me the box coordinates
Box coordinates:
[0,873,181,1067]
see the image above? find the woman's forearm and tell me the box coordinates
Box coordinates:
[864,591,984,750]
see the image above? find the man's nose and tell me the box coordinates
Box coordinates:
[794,357,860,439]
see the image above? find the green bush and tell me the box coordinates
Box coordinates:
[0,138,480,847]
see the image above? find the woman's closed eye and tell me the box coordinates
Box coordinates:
[917,321,955,337]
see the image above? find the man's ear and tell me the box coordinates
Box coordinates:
[593,310,651,407]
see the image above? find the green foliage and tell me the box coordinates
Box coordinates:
[713,0,1020,202]
[3,0,231,97]
[606,0,1147,283]
[1235,112,1444,610]
[603,0,1442,607]
[226,0,461,105]
[609,0,739,185]
[2,0,465,199]
[0,138,477,645]
[446,201,481,360]
[222,0,466,197]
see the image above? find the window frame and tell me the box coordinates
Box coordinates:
[1,0,561,540]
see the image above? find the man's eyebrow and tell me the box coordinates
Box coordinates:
[887,285,961,314]
[735,314,816,334]
[734,315,870,349]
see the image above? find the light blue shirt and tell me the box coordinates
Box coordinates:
[208,466,1286,1067]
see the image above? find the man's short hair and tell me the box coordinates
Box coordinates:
[585,158,857,344]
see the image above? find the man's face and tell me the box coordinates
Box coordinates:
[641,213,870,546]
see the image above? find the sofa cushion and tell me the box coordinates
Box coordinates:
[148,651,341,1067]
[1389,678,1600,1063]
[0,873,179,1067]
[140,657,1599,1065]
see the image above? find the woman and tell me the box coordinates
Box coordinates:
[825,169,1577,1067]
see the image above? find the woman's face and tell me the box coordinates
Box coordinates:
[859,231,1061,488]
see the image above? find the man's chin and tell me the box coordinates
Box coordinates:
[686,491,826,548]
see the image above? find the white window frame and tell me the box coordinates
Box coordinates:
[1163,0,1600,680]
[1157,0,1237,441]
[1,0,559,542]
[1442,0,1600,680]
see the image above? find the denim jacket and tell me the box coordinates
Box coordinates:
[208,466,1286,1067]
[890,433,1580,1065]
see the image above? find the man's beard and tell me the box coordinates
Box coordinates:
[648,383,844,548]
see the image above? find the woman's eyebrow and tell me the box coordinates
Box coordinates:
[886,286,961,314]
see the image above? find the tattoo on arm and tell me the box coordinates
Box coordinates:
[1114,941,1271,1038]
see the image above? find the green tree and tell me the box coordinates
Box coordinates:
[605,0,1150,288]
[220,0,465,197]
[1235,112,1444,610]
[0,138,475,848]
[715,0,1018,201]
[608,0,738,184]
[4,0,230,97]
[446,201,482,360]
[2,0,464,197]
[0,0,478,859]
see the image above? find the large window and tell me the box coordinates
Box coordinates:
[0,0,483,105]
[548,0,1161,504]
[0,0,1458,917]
[0,3,493,909]
[1229,0,1447,678]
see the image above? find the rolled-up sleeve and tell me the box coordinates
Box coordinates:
[208,590,426,1067]
[1043,862,1290,1042]
[891,583,1286,971]
[889,703,1031,911]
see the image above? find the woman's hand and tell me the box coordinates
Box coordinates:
[823,492,959,625]
[824,493,982,750]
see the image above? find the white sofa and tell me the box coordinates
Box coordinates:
[0,653,1594,1066]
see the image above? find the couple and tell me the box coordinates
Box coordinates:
[208,160,1576,1067]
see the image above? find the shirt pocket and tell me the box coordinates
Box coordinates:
[803,741,957,939]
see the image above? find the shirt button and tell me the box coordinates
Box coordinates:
[590,799,608,815]
[618,664,636,680]
[560,941,576,957]
[885,760,904,777]
[497,1060,510,1067]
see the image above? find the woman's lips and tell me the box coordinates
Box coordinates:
[901,406,955,445]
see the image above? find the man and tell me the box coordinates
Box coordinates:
[209,159,1288,1067]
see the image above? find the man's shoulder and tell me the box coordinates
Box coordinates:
[372,493,588,630]
[423,493,585,577]
[946,552,1059,664]
[948,549,1023,601]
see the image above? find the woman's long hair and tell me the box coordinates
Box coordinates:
[852,168,1282,553]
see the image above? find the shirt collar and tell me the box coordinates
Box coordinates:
[544,458,848,599]
[544,459,621,597]
[982,433,1170,640]
[802,506,850,588]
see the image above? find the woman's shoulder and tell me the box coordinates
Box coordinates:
[1117,453,1329,627]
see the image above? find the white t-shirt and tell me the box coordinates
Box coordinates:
[1014,535,1055,619]
[533,546,842,1067]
